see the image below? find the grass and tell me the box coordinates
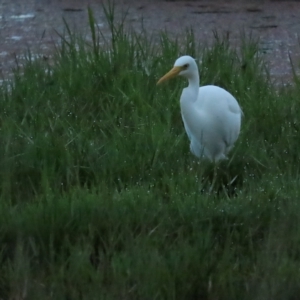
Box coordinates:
[0,2,300,299]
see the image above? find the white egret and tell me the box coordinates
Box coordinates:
[157,55,242,163]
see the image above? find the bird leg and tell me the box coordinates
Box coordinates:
[209,163,218,194]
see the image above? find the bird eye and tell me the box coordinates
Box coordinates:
[183,64,189,69]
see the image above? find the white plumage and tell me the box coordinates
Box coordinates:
[157,55,242,162]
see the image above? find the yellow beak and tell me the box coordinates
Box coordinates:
[157,66,182,85]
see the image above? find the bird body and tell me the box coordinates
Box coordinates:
[157,56,242,162]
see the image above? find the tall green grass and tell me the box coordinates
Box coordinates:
[0,3,300,299]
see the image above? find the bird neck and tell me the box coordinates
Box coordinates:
[187,73,199,101]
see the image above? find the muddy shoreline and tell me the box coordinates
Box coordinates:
[1,0,300,84]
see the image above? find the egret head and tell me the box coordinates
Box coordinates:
[157,55,198,85]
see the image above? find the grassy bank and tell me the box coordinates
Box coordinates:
[0,3,300,299]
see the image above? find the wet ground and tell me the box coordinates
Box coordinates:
[1,0,300,84]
